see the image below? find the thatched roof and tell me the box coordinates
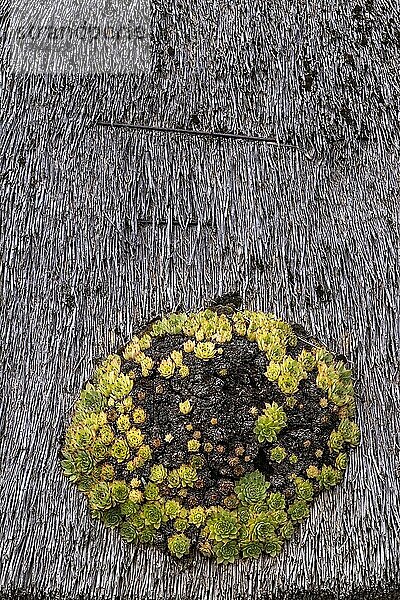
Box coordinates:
[1,1,399,598]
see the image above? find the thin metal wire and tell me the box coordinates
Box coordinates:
[96,121,299,148]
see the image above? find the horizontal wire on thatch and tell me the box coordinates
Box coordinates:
[96,121,299,147]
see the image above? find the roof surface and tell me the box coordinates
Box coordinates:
[1,1,399,598]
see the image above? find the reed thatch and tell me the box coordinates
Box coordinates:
[1,0,399,598]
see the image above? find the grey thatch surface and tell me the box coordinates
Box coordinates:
[1,1,400,599]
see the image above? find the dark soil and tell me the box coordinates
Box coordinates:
[112,314,342,510]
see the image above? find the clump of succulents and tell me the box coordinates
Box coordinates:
[254,402,287,443]
[61,309,360,564]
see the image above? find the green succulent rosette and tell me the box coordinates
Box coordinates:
[234,470,270,505]
[168,533,191,558]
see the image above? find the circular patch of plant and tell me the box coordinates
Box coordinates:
[61,308,360,564]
